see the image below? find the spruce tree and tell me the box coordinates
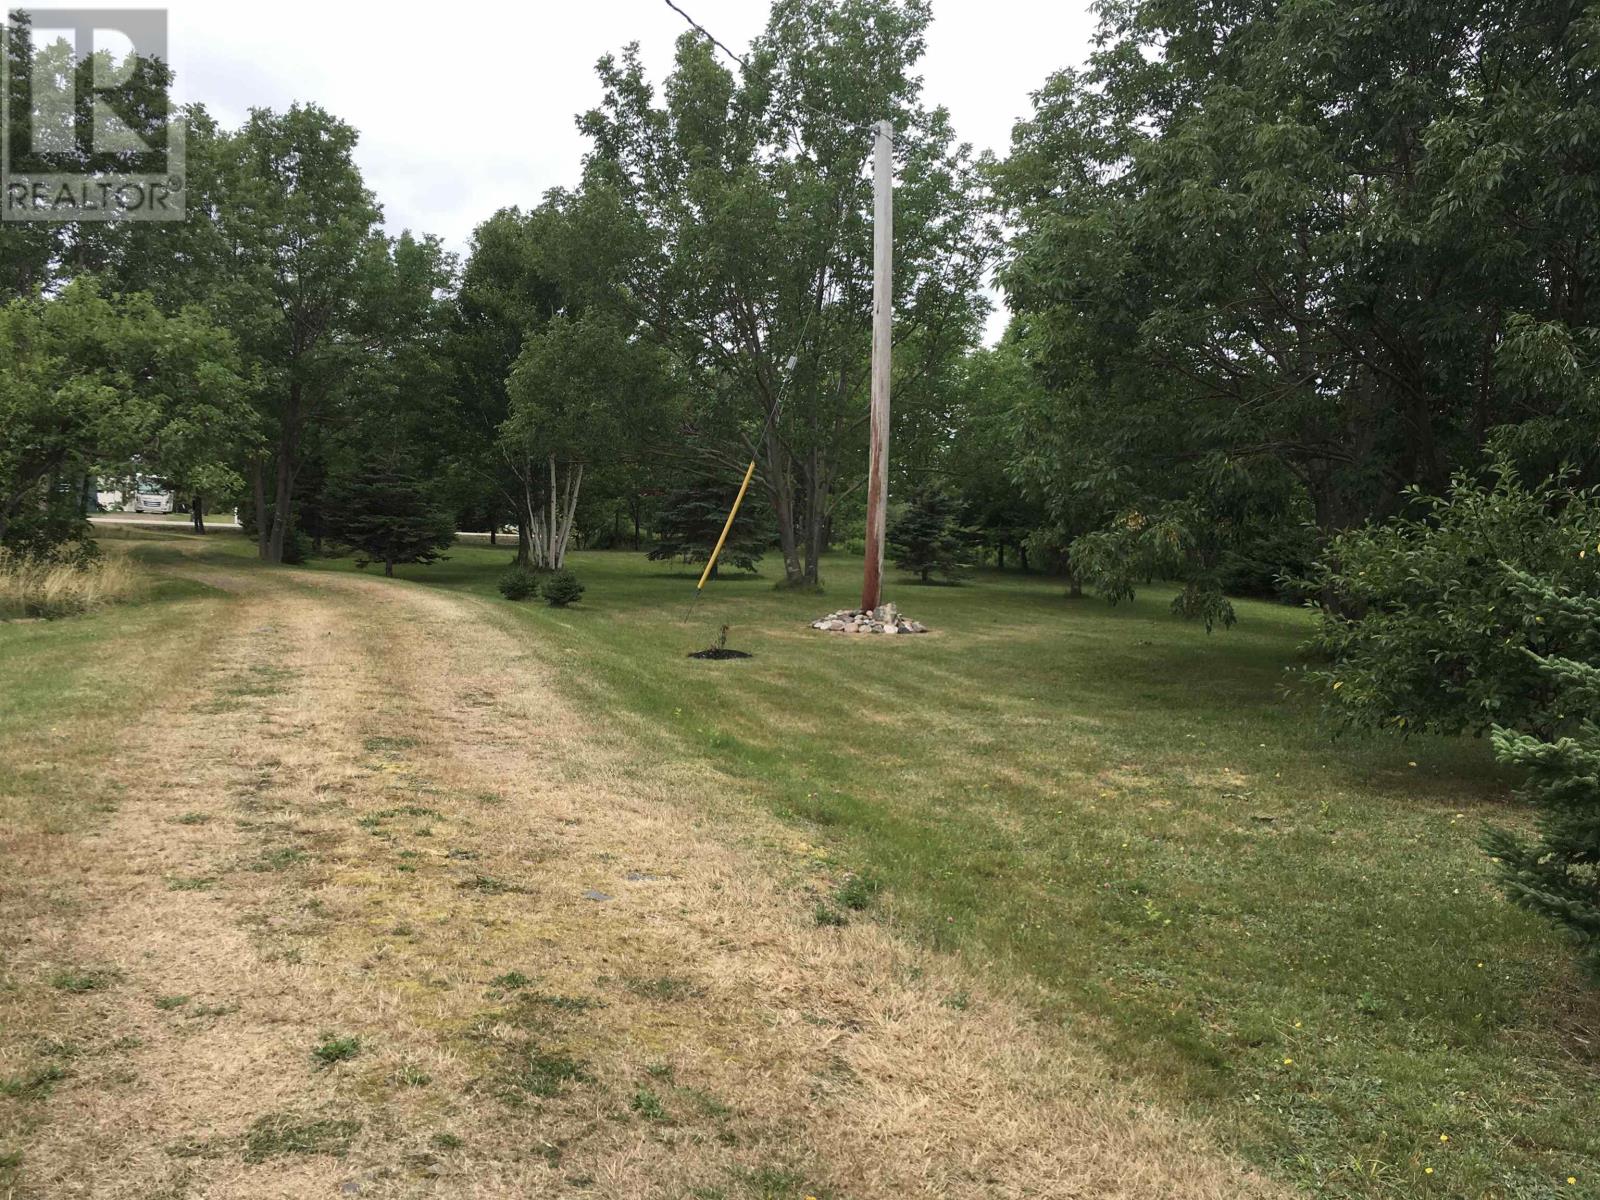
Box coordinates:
[889,490,970,584]
[327,466,455,578]
[647,482,765,577]
[1484,573,1600,977]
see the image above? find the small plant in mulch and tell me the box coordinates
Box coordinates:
[688,624,752,661]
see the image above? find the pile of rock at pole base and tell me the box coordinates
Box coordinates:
[810,602,928,635]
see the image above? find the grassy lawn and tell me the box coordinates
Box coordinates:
[0,562,234,1185]
[8,530,1598,1197]
[0,569,228,829]
[287,536,1596,1200]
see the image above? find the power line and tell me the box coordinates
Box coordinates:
[658,0,879,141]
[663,0,749,71]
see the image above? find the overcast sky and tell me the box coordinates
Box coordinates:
[72,1,1101,339]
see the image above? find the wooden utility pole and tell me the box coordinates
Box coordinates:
[861,118,894,613]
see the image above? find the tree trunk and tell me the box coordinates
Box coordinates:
[516,460,546,569]
[762,439,803,586]
[191,495,206,535]
[266,382,302,564]
[251,459,270,559]
[267,454,292,563]
[384,558,394,578]
[997,544,1005,571]
[489,526,497,547]
[800,456,827,586]
[553,463,583,569]
[548,454,558,571]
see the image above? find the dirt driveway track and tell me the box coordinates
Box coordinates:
[1,559,1286,1199]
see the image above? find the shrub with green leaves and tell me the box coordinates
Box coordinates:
[1482,571,1600,977]
[498,565,540,601]
[1073,501,1239,632]
[1309,465,1600,738]
[539,570,584,608]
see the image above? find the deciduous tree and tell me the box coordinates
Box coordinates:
[501,312,672,570]
[998,0,1600,619]
[575,0,992,586]
[0,279,245,549]
[217,104,386,564]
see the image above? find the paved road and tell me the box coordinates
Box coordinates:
[89,514,504,544]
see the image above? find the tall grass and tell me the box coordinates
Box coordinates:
[0,548,141,619]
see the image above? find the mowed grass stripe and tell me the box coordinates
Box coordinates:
[287,538,1600,1199]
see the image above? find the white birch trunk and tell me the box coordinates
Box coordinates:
[553,462,584,569]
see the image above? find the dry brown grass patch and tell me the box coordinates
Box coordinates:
[0,546,143,620]
[2,564,1292,1199]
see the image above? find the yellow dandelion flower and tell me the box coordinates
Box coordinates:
[1568,1178,1577,1186]
[1440,1134,1450,1143]
[1282,1057,1293,1065]
[1425,1167,1434,1175]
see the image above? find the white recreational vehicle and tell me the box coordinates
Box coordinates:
[96,477,175,514]
[133,482,176,514]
